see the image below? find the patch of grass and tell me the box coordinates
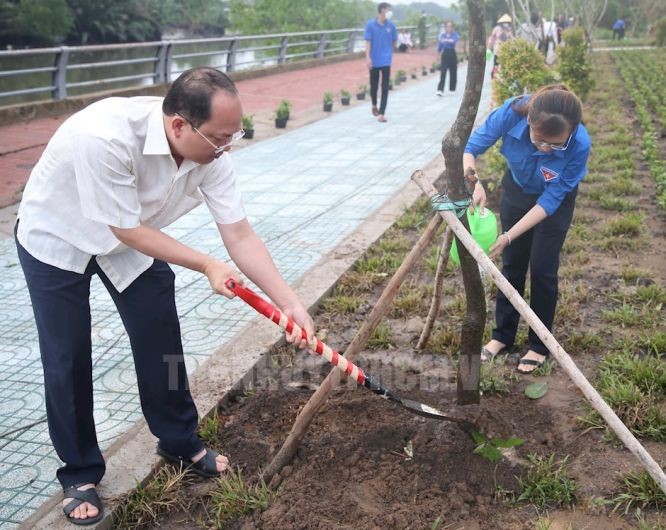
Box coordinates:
[480,357,518,395]
[198,409,221,447]
[515,454,578,509]
[637,331,666,356]
[603,213,644,237]
[636,284,666,305]
[582,350,666,440]
[599,195,634,211]
[564,332,603,354]
[336,270,379,295]
[355,254,403,275]
[322,292,362,314]
[602,304,640,327]
[427,324,461,355]
[606,178,641,196]
[391,285,429,317]
[395,209,425,230]
[612,468,666,514]
[113,466,190,529]
[376,232,411,255]
[208,468,275,526]
[621,265,653,283]
[532,358,555,377]
[367,321,394,349]
[598,236,643,252]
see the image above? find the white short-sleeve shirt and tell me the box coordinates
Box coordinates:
[17,96,246,292]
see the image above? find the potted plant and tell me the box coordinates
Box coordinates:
[275,101,289,128]
[396,69,407,83]
[241,115,254,140]
[388,79,394,90]
[340,89,351,106]
[422,65,428,76]
[430,61,438,73]
[356,84,367,100]
[411,68,418,79]
[323,91,334,112]
[394,74,401,87]
[279,99,291,120]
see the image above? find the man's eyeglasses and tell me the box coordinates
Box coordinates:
[177,113,245,154]
[529,126,574,151]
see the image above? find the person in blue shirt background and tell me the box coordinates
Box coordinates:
[437,21,460,96]
[612,18,626,40]
[464,85,591,373]
[364,2,397,123]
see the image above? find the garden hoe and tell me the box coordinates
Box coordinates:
[226,279,474,428]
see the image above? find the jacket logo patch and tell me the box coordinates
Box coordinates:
[540,166,559,181]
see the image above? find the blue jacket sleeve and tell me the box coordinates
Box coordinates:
[464,101,512,157]
[537,144,590,215]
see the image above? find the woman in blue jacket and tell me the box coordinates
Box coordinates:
[464,85,591,373]
[437,21,460,96]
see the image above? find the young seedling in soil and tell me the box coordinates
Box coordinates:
[514,454,578,509]
[612,468,666,514]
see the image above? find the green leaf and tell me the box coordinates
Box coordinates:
[492,437,525,448]
[525,382,548,399]
[473,445,503,462]
[471,431,488,444]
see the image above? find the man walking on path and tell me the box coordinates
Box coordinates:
[364,2,397,123]
[14,66,314,525]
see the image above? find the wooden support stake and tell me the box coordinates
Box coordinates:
[263,213,444,482]
[411,169,666,494]
[417,226,453,349]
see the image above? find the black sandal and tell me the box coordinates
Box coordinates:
[62,484,104,526]
[156,445,224,478]
[517,354,546,374]
[481,346,506,362]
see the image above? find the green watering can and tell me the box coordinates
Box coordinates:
[450,208,498,265]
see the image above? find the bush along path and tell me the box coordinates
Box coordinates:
[611,48,666,208]
[110,52,666,530]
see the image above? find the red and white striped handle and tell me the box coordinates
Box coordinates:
[225,279,366,385]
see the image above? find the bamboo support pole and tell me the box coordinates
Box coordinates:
[417,226,453,349]
[411,169,666,493]
[263,213,444,482]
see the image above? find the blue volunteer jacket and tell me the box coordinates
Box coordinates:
[465,96,591,215]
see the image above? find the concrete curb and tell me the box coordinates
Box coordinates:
[19,156,444,530]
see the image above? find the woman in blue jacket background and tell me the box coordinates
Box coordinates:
[437,21,459,96]
[464,85,591,373]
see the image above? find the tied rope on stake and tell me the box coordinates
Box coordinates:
[225,279,473,426]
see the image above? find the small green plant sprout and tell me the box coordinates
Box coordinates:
[275,100,290,120]
[357,83,367,94]
[471,431,524,462]
[241,114,254,130]
[209,467,275,525]
[396,69,406,80]
[323,91,334,104]
[340,88,351,99]
[278,98,292,112]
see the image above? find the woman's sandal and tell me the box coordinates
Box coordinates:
[517,353,547,374]
[156,445,225,478]
[62,484,104,526]
[480,346,506,362]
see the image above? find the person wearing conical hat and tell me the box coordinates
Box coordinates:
[487,14,514,78]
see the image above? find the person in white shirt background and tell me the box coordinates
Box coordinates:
[15,66,314,526]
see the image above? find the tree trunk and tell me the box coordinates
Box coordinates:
[440,0,487,405]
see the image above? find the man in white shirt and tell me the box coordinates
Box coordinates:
[15,67,314,525]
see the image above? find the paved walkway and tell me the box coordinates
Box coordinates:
[0,54,492,528]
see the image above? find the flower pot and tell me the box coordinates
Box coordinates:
[275,117,288,128]
[399,75,407,83]
[411,74,417,79]
[430,67,436,73]
[323,102,333,112]
[244,128,255,139]
[356,92,366,100]
[341,97,350,106]
[422,70,428,76]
